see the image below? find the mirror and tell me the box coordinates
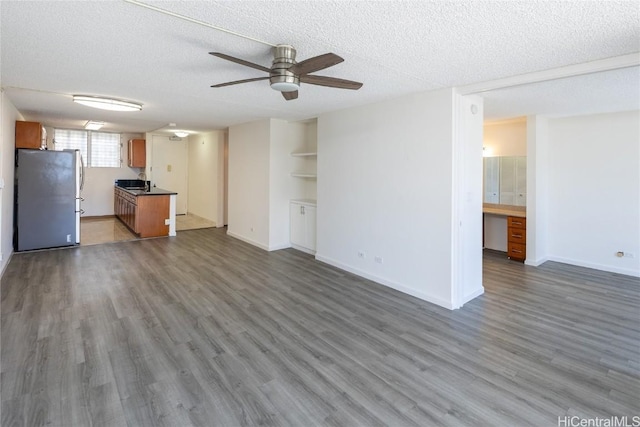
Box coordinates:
[483,156,526,206]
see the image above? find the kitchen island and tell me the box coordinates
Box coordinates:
[114,183,177,238]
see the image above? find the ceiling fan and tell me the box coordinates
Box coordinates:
[210,45,363,100]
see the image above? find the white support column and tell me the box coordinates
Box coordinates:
[451,92,485,309]
[525,115,549,266]
[168,194,177,236]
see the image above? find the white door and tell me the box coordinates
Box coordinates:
[152,135,188,214]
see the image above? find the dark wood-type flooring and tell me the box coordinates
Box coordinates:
[1,228,639,426]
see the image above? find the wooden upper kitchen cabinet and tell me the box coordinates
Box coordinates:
[128,139,146,167]
[16,121,46,149]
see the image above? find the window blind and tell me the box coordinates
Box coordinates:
[53,128,121,168]
[53,129,88,160]
[90,132,120,167]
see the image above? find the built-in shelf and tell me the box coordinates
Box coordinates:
[291,172,317,179]
[291,151,317,157]
[290,198,317,206]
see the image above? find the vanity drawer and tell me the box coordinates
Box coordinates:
[507,216,526,229]
[508,242,526,261]
[508,229,526,244]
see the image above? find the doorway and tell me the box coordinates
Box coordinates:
[151,135,188,215]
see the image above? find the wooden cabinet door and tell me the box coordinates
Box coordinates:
[128,139,146,167]
[16,121,43,149]
[290,203,306,247]
[304,205,317,251]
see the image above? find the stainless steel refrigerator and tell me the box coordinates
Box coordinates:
[15,149,84,251]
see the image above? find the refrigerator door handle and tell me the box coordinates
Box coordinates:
[79,154,85,190]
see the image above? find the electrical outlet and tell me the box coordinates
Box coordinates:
[357,251,366,259]
[374,256,383,264]
[616,251,635,258]
[167,164,172,172]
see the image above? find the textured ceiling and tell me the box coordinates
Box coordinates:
[1,1,639,133]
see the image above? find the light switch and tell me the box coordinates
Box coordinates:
[167,164,172,172]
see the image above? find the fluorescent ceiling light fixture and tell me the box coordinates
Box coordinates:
[174,131,189,138]
[73,95,142,112]
[84,120,104,130]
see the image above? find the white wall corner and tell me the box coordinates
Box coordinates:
[450,91,484,309]
[526,115,550,265]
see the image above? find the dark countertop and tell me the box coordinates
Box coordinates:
[116,186,177,196]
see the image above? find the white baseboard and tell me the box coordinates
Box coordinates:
[525,257,549,267]
[226,231,270,251]
[290,244,315,255]
[225,231,293,253]
[0,251,14,279]
[455,287,485,309]
[545,255,640,278]
[269,242,292,252]
[314,253,454,310]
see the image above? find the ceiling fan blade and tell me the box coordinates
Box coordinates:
[211,76,269,88]
[300,74,363,90]
[209,52,271,73]
[289,53,344,75]
[282,91,298,101]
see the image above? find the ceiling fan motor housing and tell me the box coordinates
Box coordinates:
[270,45,300,92]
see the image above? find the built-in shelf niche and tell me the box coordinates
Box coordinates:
[290,119,317,202]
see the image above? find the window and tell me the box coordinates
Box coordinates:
[54,129,121,167]
[90,132,120,167]
[53,129,88,160]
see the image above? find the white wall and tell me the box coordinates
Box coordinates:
[544,110,639,277]
[187,131,224,224]
[0,92,24,275]
[227,119,271,249]
[269,119,298,250]
[316,88,481,309]
[483,118,527,157]
[81,132,143,216]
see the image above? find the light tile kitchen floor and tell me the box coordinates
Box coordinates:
[175,212,217,231]
[81,213,217,246]
[80,216,138,246]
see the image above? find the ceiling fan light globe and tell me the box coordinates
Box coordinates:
[271,82,300,92]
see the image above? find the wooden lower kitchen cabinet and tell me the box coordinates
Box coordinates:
[114,187,170,237]
[507,216,526,261]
